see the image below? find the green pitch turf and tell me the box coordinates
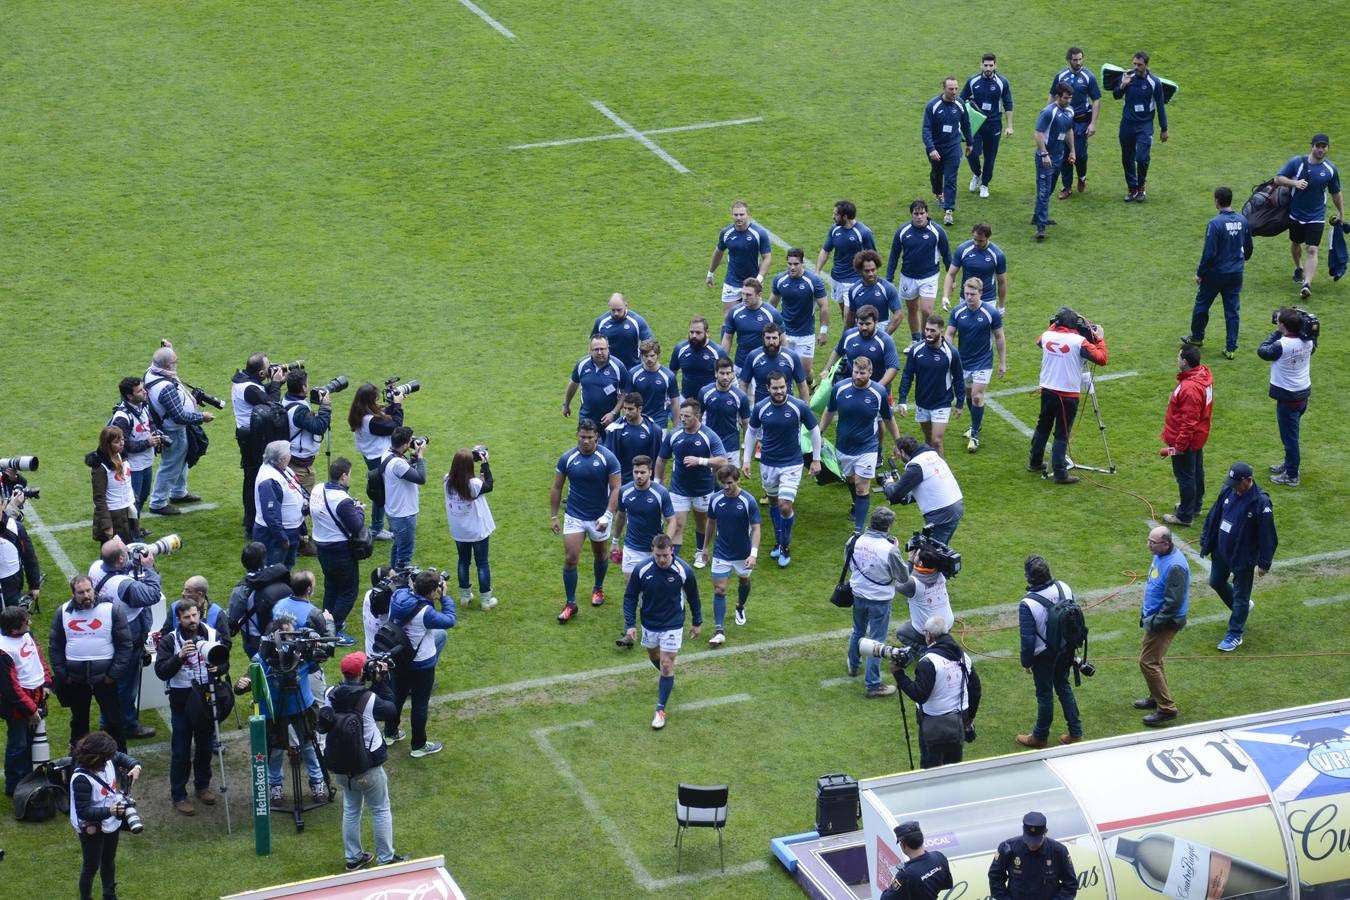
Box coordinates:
[2,2,1348,897]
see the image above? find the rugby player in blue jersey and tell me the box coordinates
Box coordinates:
[843,250,902,335]
[629,339,679,429]
[623,533,701,728]
[656,399,728,569]
[898,317,964,458]
[816,200,876,314]
[745,323,809,400]
[707,200,772,314]
[549,420,622,623]
[770,248,830,382]
[721,279,785,389]
[698,358,750,461]
[703,465,761,645]
[614,456,675,649]
[886,200,952,343]
[820,306,903,395]
[563,335,629,428]
[604,394,663,564]
[820,357,902,532]
[940,223,1007,313]
[669,316,729,403]
[591,292,654,370]
[945,278,1006,452]
[743,371,821,568]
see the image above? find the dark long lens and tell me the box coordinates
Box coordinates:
[0,456,39,471]
[311,376,349,403]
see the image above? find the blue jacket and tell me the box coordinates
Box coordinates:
[390,586,456,670]
[1201,482,1277,571]
[922,95,972,152]
[898,340,964,411]
[1197,209,1253,278]
[1330,219,1348,280]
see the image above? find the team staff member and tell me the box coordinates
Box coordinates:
[843,250,903,334]
[1199,462,1277,652]
[821,307,902,394]
[769,249,829,382]
[254,440,307,569]
[311,457,366,644]
[550,420,622,623]
[817,200,876,311]
[1,604,52,798]
[1160,345,1213,527]
[349,382,407,542]
[591,292,653,370]
[742,372,821,568]
[706,200,772,313]
[382,427,427,570]
[656,399,728,568]
[144,343,216,516]
[844,506,904,699]
[886,200,951,343]
[988,812,1078,899]
[153,597,227,815]
[1274,133,1343,299]
[564,335,629,428]
[940,223,1008,312]
[890,436,964,546]
[1182,187,1253,357]
[922,77,973,226]
[703,466,760,645]
[1028,307,1108,485]
[1016,556,1083,748]
[1050,47,1101,197]
[107,377,161,528]
[669,316,730,403]
[721,279,785,387]
[820,357,901,533]
[623,534,701,729]
[1114,50,1169,202]
[946,278,1006,452]
[882,820,953,900]
[897,316,964,458]
[1136,527,1188,726]
[1033,84,1076,242]
[0,490,42,610]
[629,339,678,429]
[962,53,1014,198]
[230,354,283,533]
[893,615,981,768]
[50,575,132,752]
[1259,309,1316,486]
[698,359,750,465]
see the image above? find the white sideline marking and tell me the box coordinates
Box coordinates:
[18,506,78,579]
[533,719,769,889]
[673,692,751,712]
[819,676,855,688]
[509,116,763,150]
[1304,593,1350,607]
[456,0,515,39]
[1280,548,1350,569]
[986,370,1139,399]
[983,398,1033,438]
[45,502,220,533]
[590,101,690,174]
[982,371,1139,448]
[984,649,1014,658]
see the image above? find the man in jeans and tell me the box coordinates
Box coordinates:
[381,428,426,569]
[144,342,216,516]
[845,507,905,699]
[1015,555,1083,748]
[323,652,407,870]
[1200,462,1277,652]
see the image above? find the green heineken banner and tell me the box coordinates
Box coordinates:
[248,662,272,856]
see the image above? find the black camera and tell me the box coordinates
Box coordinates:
[1273,307,1320,343]
[187,384,225,410]
[0,456,38,472]
[1076,657,1096,678]
[311,375,350,403]
[12,486,38,500]
[363,652,394,680]
[905,526,962,579]
[384,377,420,405]
[119,798,144,834]
[472,445,488,463]
[265,628,337,671]
[1052,306,1098,340]
[150,429,172,450]
[410,436,429,451]
[878,463,906,504]
[368,565,448,615]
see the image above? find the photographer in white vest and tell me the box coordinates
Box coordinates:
[153,597,228,815]
[254,440,307,569]
[845,506,907,700]
[892,615,981,768]
[49,575,132,753]
[89,539,163,741]
[890,435,964,545]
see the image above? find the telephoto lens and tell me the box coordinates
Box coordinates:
[129,534,182,560]
[311,376,350,403]
[0,456,38,471]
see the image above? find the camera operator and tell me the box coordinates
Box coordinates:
[144,342,215,516]
[844,507,909,699]
[889,435,964,545]
[89,538,164,741]
[891,615,981,768]
[881,820,953,900]
[895,545,955,653]
[69,730,142,900]
[0,489,42,610]
[381,427,427,570]
[385,569,454,758]
[444,447,498,611]
[254,440,307,569]
[312,457,366,644]
[153,597,228,815]
[226,542,289,660]
[230,354,283,534]
[348,383,406,542]
[1,605,52,798]
[1259,308,1316,486]
[235,617,328,803]
[275,570,336,704]
[108,377,161,529]
[320,652,405,870]
[1028,307,1107,484]
[49,575,132,752]
[87,426,139,544]
[362,566,395,655]
[1015,555,1083,748]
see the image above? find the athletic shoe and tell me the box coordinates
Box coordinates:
[1222,349,1237,360]
[777,551,790,568]
[1161,514,1192,527]
[693,550,707,569]
[1035,227,1045,242]
[1123,190,1137,202]
[943,210,954,226]
[734,606,747,626]
[591,588,605,607]
[979,185,989,198]
[1015,734,1048,748]
[335,631,356,646]
[962,427,972,439]
[373,529,394,541]
[1134,191,1147,202]
[708,631,725,646]
[1301,282,1311,299]
[769,545,781,559]
[382,854,410,865]
[1077,176,1087,193]
[1044,218,1058,226]
[865,684,897,698]
[969,174,980,192]
[170,493,202,504]
[1217,636,1243,652]
[410,741,443,758]
[269,784,283,803]
[1057,187,1072,200]
[384,729,406,746]
[1179,334,1202,346]
[148,505,181,516]
[609,546,622,564]
[480,595,499,611]
[1269,462,1286,474]
[651,710,666,730]
[310,780,328,802]
[967,436,979,453]
[558,602,577,624]
[616,632,635,648]
[1293,267,1304,283]
[346,852,374,872]
[1271,471,1300,486]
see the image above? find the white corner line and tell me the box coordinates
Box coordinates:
[1304,593,1350,607]
[590,101,690,174]
[672,692,751,712]
[509,116,764,151]
[17,506,79,579]
[456,0,515,39]
[982,397,1034,438]
[45,502,220,533]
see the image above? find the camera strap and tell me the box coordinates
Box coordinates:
[837,534,860,585]
[319,486,351,540]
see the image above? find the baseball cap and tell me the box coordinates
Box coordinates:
[1311,133,1330,146]
[340,652,367,679]
[894,820,923,842]
[1228,461,1254,481]
[1023,811,1048,838]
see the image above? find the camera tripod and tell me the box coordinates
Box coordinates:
[270,674,333,833]
[1067,364,1116,475]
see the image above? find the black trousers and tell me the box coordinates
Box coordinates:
[64,679,126,753]
[79,827,120,900]
[1029,391,1080,477]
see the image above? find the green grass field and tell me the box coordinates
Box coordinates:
[3,2,1349,897]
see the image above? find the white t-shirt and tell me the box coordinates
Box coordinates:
[444,475,495,542]
[383,455,420,518]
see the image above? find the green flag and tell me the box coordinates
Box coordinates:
[1102,63,1177,103]
[966,105,987,135]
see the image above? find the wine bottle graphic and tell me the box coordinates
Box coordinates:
[1110,833,1288,898]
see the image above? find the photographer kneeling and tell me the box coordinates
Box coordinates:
[891,615,981,769]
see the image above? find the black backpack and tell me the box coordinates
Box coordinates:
[320,689,373,776]
[366,454,393,506]
[371,592,429,668]
[1030,582,1089,681]
[1243,169,1297,238]
[247,401,291,467]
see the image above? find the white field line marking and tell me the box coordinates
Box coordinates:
[45,503,219,533]
[509,116,763,150]
[19,506,78,579]
[532,719,768,889]
[986,370,1139,399]
[590,101,690,174]
[673,692,751,712]
[456,0,515,39]
[983,398,1034,438]
[1304,593,1350,607]
[1279,548,1350,569]
[819,676,855,688]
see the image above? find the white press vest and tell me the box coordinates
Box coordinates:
[1037,329,1091,394]
[354,414,392,459]
[254,465,305,529]
[403,603,437,665]
[849,532,899,602]
[918,651,972,716]
[99,459,135,512]
[167,623,219,689]
[0,632,46,688]
[231,379,261,429]
[62,601,117,663]
[70,760,124,834]
[1269,335,1312,393]
[310,483,354,544]
[285,400,322,458]
[907,572,954,632]
[908,450,963,514]
[0,517,21,578]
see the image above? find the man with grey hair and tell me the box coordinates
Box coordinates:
[892,613,981,768]
[845,506,905,698]
[144,341,216,516]
[1137,526,1188,726]
[253,440,307,568]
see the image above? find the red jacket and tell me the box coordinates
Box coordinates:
[1161,364,1213,451]
[0,633,51,721]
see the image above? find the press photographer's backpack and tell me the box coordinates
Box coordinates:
[320,688,373,777]
[1029,581,1089,682]
[247,400,290,467]
[366,454,393,507]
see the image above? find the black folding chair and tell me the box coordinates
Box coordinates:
[675,783,728,872]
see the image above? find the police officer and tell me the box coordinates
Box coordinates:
[988,811,1078,899]
[881,820,953,900]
